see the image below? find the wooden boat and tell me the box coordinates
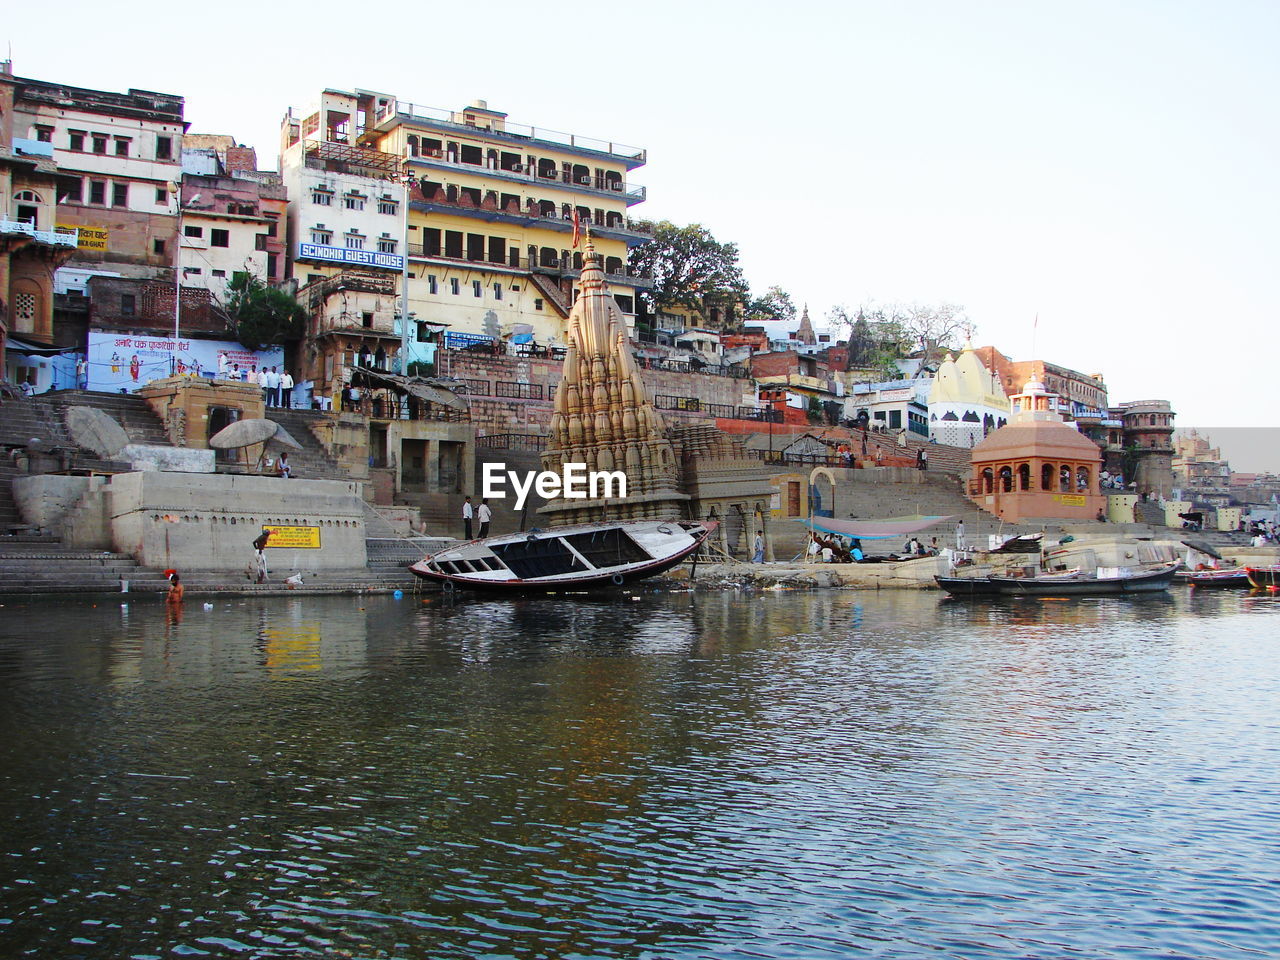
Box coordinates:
[988,564,1177,596]
[1183,568,1252,589]
[937,564,1177,597]
[410,519,717,592]
[1246,566,1280,590]
[934,575,1002,596]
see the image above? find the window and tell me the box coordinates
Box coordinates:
[92,135,108,155]
[343,193,366,211]
[311,229,332,245]
[111,182,128,207]
[154,238,166,256]
[255,234,267,251]
[121,294,136,316]
[89,180,106,204]
[378,198,398,215]
[155,186,167,204]
[35,125,53,143]
[156,136,172,160]
[184,225,203,238]
[212,269,226,278]
[210,228,229,248]
[534,298,543,311]
[466,233,485,261]
[184,267,202,275]
[444,230,463,258]
[427,274,438,294]
[311,188,332,206]
[265,216,278,237]
[377,237,397,254]
[267,254,277,279]
[424,227,441,257]
[114,138,131,157]
[345,233,365,250]
[69,131,85,151]
[493,282,503,301]
[472,280,482,297]
[362,312,374,329]
[450,278,460,295]
[56,175,82,204]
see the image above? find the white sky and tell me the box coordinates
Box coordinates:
[6,1,1278,459]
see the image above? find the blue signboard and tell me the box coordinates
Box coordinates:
[297,242,404,272]
[444,332,495,350]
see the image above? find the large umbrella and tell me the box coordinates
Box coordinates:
[208,418,283,449]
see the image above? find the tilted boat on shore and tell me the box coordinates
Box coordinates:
[410,519,717,592]
[936,564,1178,597]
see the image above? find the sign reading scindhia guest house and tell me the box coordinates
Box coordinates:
[297,243,404,271]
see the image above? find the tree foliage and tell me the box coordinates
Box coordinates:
[629,221,749,325]
[745,285,797,323]
[829,301,975,376]
[225,273,308,351]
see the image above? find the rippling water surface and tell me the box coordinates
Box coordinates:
[1,587,1278,958]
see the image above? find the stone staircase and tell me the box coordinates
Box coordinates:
[0,541,168,595]
[263,408,350,480]
[41,390,172,447]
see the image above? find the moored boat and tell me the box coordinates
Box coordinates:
[410,519,716,592]
[1183,568,1252,589]
[937,564,1178,597]
[1246,566,1280,590]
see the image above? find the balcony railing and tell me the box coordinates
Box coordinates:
[404,246,646,287]
[0,220,78,248]
[408,152,645,202]
[410,187,653,241]
[381,101,646,163]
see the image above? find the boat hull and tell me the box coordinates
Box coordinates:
[1246,566,1280,590]
[410,519,716,593]
[937,566,1177,597]
[1184,570,1252,589]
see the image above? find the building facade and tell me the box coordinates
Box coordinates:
[1115,399,1176,498]
[927,347,1010,446]
[279,88,652,401]
[9,71,186,281]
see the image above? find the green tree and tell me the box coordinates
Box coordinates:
[225,273,308,351]
[745,285,797,322]
[629,221,749,326]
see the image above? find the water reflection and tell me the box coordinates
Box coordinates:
[0,588,1276,958]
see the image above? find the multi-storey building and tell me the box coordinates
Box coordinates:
[1114,399,1176,498]
[9,71,186,281]
[279,88,651,400]
[1,63,79,383]
[179,138,287,298]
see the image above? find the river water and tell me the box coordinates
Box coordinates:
[0,587,1277,959]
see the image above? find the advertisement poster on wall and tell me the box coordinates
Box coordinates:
[86,331,283,394]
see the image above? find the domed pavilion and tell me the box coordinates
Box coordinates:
[967,377,1104,522]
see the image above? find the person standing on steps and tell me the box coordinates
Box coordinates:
[462,496,473,540]
[252,529,271,583]
[477,499,492,539]
[955,519,967,551]
[279,369,294,409]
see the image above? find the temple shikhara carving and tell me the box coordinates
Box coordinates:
[539,243,774,558]
[541,242,689,523]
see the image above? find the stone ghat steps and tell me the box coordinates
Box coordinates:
[41,390,172,447]
[0,549,167,594]
[262,409,349,481]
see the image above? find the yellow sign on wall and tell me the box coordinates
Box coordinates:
[261,525,322,549]
[1053,494,1087,507]
[58,224,109,251]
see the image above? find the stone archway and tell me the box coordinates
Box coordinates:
[809,466,837,518]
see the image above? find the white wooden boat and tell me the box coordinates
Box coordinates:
[410,519,717,592]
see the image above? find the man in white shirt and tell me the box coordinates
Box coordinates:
[462,496,473,540]
[217,352,228,379]
[263,366,280,407]
[477,499,492,538]
[279,369,294,408]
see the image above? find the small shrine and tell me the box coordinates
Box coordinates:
[967,376,1104,522]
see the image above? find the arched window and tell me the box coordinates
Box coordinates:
[14,189,42,203]
[539,246,557,267]
[999,466,1013,492]
[982,467,994,494]
[1059,466,1072,492]
[1076,466,1090,491]
[1041,463,1055,490]
[1018,463,1031,491]
[406,135,419,156]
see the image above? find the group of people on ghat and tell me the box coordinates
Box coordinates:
[215,352,294,407]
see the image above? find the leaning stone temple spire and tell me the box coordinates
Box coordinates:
[541,242,688,523]
[795,304,817,345]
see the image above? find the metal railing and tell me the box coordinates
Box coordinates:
[494,381,544,400]
[406,152,646,201]
[476,433,547,451]
[383,101,646,162]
